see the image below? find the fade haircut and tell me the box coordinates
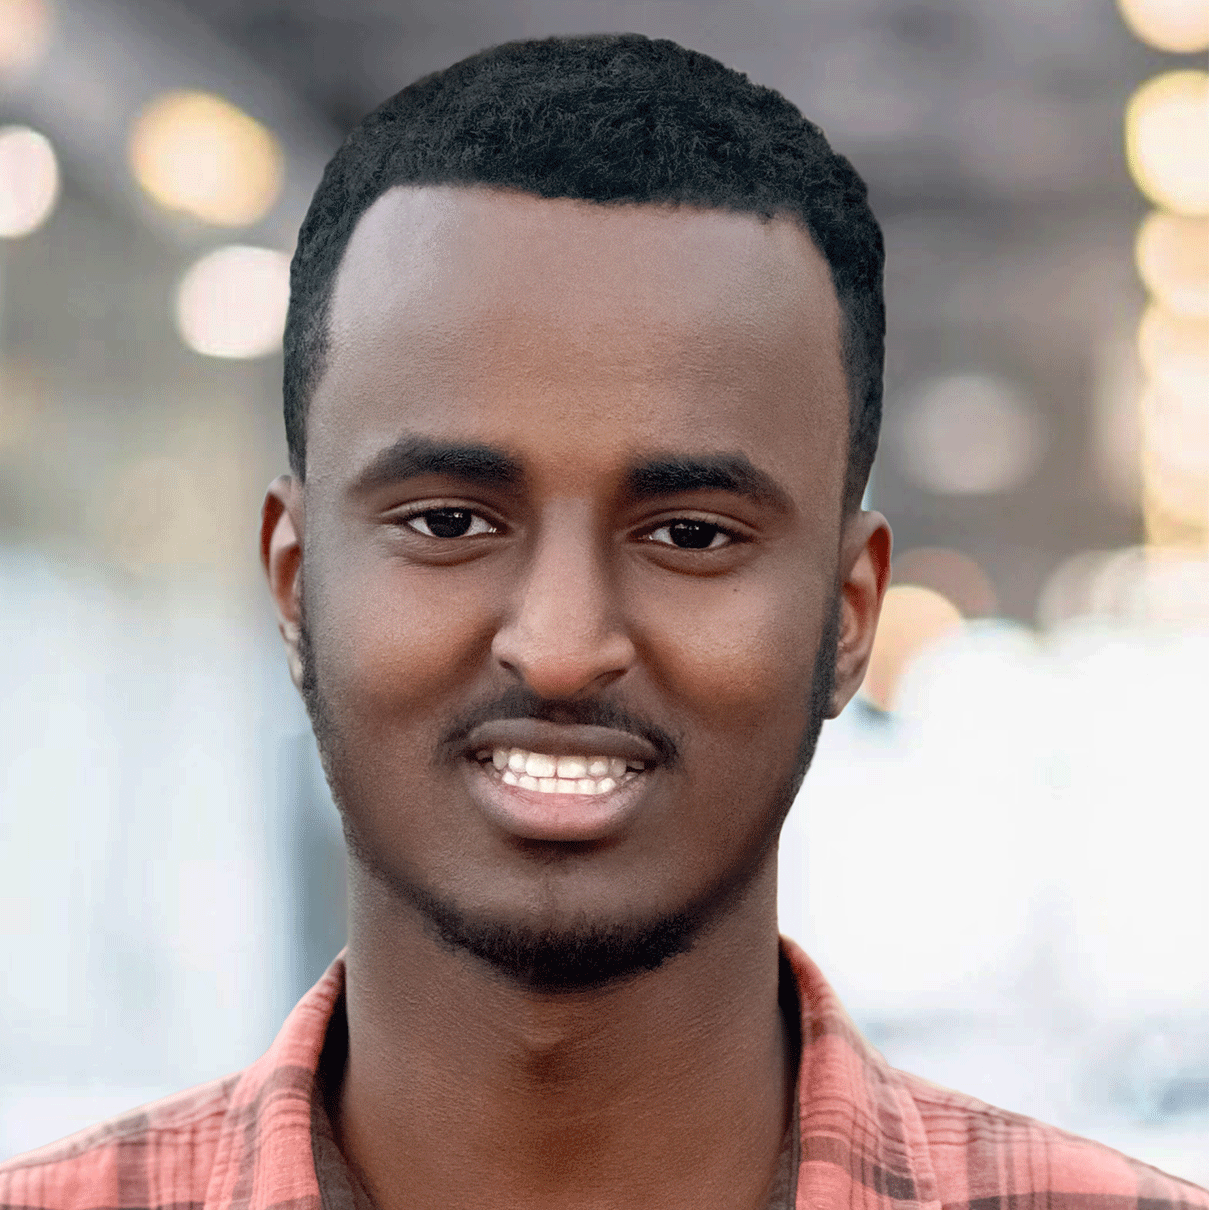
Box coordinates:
[283,32,885,512]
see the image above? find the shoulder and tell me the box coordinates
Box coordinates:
[0,1075,240,1210]
[895,1068,1208,1210]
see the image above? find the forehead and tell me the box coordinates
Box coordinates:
[310,185,848,504]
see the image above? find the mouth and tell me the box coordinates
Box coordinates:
[473,746,648,796]
[458,720,663,842]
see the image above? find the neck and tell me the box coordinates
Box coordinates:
[334,854,796,1210]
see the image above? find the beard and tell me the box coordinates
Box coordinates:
[297,586,840,993]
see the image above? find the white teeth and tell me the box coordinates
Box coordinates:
[525,752,557,778]
[484,747,649,796]
[481,745,653,793]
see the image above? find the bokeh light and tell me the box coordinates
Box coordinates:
[1038,546,1207,627]
[1135,212,1209,317]
[1141,435,1209,540]
[129,91,284,228]
[1141,385,1209,544]
[1038,550,1117,628]
[0,0,52,80]
[175,245,290,360]
[892,547,999,617]
[1141,380,1209,458]
[1117,0,1209,53]
[1135,302,1207,547]
[1137,305,1208,401]
[0,126,59,239]
[896,373,1045,496]
[1125,71,1209,217]
[860,584,964,713]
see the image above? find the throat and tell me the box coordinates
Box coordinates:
[329,929,799,1210]
[331,845,797,1207]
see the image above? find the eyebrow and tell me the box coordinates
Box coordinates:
[348,435,523,496]
[347,437,792,513]
[624,452,794,514]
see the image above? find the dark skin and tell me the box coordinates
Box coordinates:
[261,186,891,1210]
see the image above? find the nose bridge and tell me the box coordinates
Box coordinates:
[492,498,634,697]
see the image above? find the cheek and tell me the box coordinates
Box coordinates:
[633,565,825,752]
[309,545,496,721]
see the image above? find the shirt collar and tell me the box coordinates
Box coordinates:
[201,939,938,1210]
[781,937,939,1210]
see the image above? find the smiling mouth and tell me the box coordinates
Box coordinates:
[473,747,648,796]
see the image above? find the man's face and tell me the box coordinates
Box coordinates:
[264,186,888,988]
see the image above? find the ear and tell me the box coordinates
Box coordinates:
[829,510,892,717]
[260,474,306,693]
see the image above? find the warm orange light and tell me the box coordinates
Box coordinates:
[1136,303,1208,547]
[1135,212,1209,318]
[1118,0,1209,52]
[1137,305,1209,399]
[129,91,283,228]
[860,585,964,713]
[1125,72,1209,216]
[891,548,999,618]
[1141,433,1208,537]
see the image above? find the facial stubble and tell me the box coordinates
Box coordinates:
[296,578,841,993]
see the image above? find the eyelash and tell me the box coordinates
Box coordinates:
[639,518,742,550]
[396,506,501,539]
[393,506,744,550]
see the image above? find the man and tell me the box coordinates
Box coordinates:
[1,32,1203,1210]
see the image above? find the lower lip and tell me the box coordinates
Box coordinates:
[463,759,651,842]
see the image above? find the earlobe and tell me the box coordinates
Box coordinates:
[260,475,306,692]
[829,511,892,717]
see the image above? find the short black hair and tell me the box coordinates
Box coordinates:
[284,32,885,512]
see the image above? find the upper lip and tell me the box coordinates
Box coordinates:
[462,719,663,767]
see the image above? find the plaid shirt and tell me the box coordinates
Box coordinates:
[2,938,1204,1209]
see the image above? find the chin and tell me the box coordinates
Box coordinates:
[399,875,703,993]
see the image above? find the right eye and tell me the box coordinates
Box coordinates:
[645,519,733,550]
[403,509,498,539]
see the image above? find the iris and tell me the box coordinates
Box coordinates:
[421,508,473,538]
[668,520,720,549]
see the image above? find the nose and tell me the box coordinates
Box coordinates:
[491,502,636,700]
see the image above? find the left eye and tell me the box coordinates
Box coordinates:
[646,520,731,550]
[404,509,497,539]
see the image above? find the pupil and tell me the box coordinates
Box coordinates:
[669,520,717,549]
[426,509,472,538]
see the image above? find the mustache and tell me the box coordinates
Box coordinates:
[441,685,681,767]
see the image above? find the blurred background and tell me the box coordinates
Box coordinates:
[0,0,1205,1182]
